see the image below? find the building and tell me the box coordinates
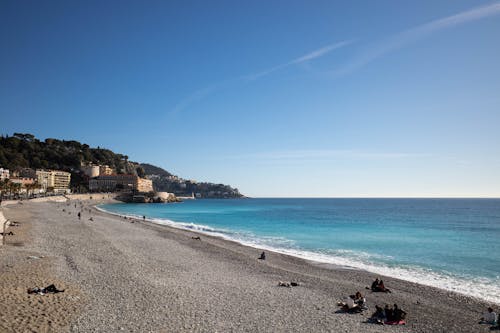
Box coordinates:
[0,168,9,180]
[9,177,36,194]
[36,170,71,193]
[99,165,113,176]
[137,178,153,192]
[9,177,35,186]
[36,170,52,190]
[81,165,100,178]
[89,174,153,193]
[52,171,71,192]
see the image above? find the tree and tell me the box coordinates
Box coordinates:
[136,166,146,178]
[6,181,21,198]
[25,182,41,198]
[0,179,9,198]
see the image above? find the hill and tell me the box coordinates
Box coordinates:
[0,133,243,198]
[140,163,172,177]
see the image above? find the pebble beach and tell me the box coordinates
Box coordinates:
[0,197,497,332]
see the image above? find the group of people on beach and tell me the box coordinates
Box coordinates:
[337,278,407,325]
[369,304,407,325]
[370,278,391,293]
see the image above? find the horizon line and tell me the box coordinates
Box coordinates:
[245,196,500,199]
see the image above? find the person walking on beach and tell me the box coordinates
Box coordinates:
[77,212,81,220]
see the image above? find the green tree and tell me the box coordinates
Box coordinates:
[136,166,146,178]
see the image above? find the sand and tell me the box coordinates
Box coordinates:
[0,198,497,332]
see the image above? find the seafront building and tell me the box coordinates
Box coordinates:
[89,174,153,193]
[9,177,35,187]
[0,168,9,180]
[36,170,52,190]
[8,177,36,194]
[137,177,154,192]
[52,171,71,191]
[35,170,71,194]
[81,164,114,178]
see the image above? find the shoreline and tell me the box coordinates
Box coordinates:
[0,199,497,332]
[96,202,500,306]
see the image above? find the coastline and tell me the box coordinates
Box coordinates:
[0,198,497,332]
[97,201,500,306]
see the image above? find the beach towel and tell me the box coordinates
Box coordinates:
[385,320,406,325]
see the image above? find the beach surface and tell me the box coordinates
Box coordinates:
[0,198,496,332]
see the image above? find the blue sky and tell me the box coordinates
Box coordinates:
[1,0,499,197]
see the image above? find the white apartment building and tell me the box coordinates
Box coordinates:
[36,170,71,193]
[0,168,9,180]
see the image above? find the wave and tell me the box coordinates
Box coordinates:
[96,205,500,305]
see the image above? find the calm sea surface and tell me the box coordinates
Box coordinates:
[99,198,500,303]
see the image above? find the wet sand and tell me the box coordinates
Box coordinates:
[0,199,497,332]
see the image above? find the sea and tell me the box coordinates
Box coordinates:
[98,198,500,304]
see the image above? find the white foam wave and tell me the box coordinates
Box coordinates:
[96,205,500,305]
[96,205,232,238]
[274,248,500,305]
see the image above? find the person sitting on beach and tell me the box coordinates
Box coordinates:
[338,294,363,313]
[371,278,391,293]
[342,296,359,312]
[384,304,394,322]
[379,280,391,292]
[369,305,386,324]
[393,304,407,321]
[258,251,266,260]
[479,307,497,325]
[354,291,367,309]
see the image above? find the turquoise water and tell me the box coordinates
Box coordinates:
[99,198,500,303]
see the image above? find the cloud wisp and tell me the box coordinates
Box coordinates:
[244,40,354,80]
[170,2,500,115]
[332,2,500,75]
[170,85,218,116]
[169,39,352,116]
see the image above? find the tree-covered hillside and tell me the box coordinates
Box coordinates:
[0,133,134,173]
[140,163,172,177]
[0,133,243,197]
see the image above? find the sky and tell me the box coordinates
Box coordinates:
[1,0,500,197]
